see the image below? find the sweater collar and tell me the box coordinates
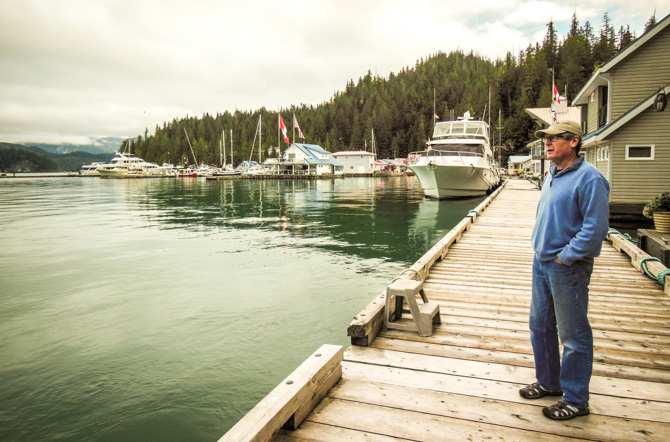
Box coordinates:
[550,156,584,179]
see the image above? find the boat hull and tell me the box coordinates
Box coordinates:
[409,163,498,199]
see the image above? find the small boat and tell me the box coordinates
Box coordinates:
[176,166,198,178]
[408,111,500,199]
[195,164,213,177]
[209,165,241,177]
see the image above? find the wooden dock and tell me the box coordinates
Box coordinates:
[222,179,670,441]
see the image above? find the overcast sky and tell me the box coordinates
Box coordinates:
[1,0,667,145]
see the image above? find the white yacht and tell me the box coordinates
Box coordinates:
[79,162,106,176]
[146,163,176,176]
[408,112,500,199]
[97,152,154,178]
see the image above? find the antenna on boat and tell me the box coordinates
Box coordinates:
[488,85,492,128]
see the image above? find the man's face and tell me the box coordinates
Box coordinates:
[545,133,579,164]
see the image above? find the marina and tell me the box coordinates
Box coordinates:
[222,179,670,441]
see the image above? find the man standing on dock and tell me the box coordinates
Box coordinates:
[520,121,610,420]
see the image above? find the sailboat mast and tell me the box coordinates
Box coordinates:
[184,128,197,165]
[259,114,262,163]
[230,129,233,166]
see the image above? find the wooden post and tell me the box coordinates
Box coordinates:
[608,231,670,297]
[218,345,343,442]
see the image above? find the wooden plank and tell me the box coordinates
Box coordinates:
[328,378,670,440]
[369,336,670,383]
[273,420,400,441]
[378,327,670,370]
[428,313,670,346]
[343,360,670,425]
[343,346,670,402]
[219,345,343,442]
[422,305,670,336]
[305,396,581,441]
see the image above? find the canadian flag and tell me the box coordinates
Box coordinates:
[279,115,289,144]
[553,84,561,104]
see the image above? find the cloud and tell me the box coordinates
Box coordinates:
[0,0,667,144]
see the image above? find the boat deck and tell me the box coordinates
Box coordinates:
[272,179,670,441]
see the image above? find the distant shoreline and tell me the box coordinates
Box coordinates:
[0,172,86,178]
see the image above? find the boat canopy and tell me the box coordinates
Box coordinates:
[433,121,489,140]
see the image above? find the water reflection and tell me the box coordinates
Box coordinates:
[122,177,482,265]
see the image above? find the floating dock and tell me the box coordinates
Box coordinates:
[221,179,670,441]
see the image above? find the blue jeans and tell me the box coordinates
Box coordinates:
[530,256,594,407]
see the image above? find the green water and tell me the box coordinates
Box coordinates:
[0,176,483,441]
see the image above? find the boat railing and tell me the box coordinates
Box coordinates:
[407,149,485,166]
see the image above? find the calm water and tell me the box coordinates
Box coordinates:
[0,176,483,441]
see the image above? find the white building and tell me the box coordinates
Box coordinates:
[507,155,533,172]
[264,143,343,175]
[331,151,376,174]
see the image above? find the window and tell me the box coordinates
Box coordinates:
[625,145,654,160]
[597,145,610,162]
[597,86,608,128]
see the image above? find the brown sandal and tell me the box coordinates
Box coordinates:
[519,382,563,399]
[542,400,590,420]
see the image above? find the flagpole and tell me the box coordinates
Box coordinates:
[551,67,557,123]
[292,112,295,145]
[433,88,441,133]
[277,112,280,160]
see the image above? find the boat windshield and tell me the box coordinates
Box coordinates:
[433,121,488,139]
[430,144,484,155]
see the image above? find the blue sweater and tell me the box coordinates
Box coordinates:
[532,157,610,266]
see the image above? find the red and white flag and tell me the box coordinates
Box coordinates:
[279,115,290,144]
[434,114,439,120]
[293,115,305,139]
[553,84,561,104]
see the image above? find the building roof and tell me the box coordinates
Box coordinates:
[331,151,375,156]
[573,13,670,105]
[291,143,343,166]
[378,159,406,166]
[582,82,670,146]
[508,155,532,163]
[525,107,582,127]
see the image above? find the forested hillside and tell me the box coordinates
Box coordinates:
[129,12,658,166]
[0,142,111,173]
